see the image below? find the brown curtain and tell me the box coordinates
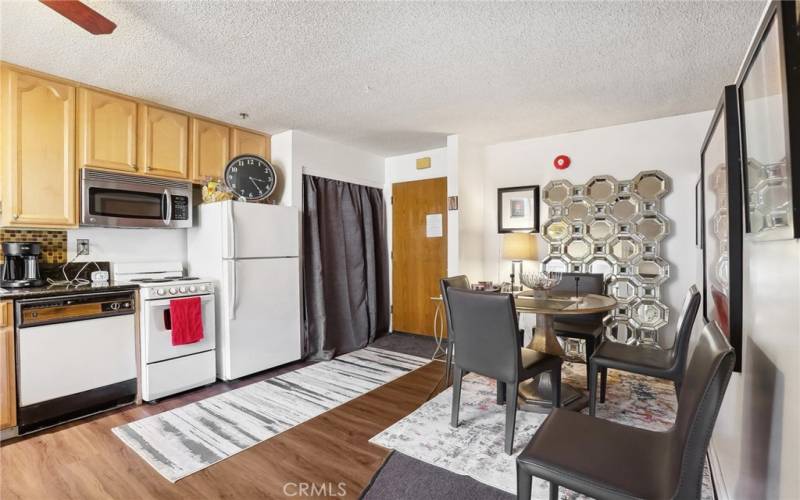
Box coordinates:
[302,174,390,360]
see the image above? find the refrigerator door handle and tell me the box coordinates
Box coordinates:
[225,201,236,259]
[227,260,237,320]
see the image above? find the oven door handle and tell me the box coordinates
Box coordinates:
[163,189,173,226]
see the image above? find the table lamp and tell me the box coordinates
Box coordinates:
[502,232,538,290]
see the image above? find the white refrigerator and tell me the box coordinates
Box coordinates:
[188,200,302,380]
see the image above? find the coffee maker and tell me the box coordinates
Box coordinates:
[1,242,44,288]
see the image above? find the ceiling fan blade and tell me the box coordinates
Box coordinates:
[39,0,116,35]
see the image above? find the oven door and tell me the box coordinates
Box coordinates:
[81,169,192,228]
[143,294,216,364]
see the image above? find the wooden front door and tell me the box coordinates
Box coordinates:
[392,177,447,336]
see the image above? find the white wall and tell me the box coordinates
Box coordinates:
[483,110,714,346]
[456,136,486,279]
[707,237,800,500]
[271,130,385,208]
[67,227,187,265]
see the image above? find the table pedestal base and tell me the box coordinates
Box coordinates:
[518,374,583,413]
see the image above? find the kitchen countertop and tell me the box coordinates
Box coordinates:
[0,281,139,300]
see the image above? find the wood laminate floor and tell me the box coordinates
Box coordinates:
[0,359,445,500]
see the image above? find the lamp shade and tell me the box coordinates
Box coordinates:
[502,232,538,261]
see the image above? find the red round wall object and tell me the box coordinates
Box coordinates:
[553,155,571,170]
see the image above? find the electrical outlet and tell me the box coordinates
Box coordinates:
[77,239,90,256]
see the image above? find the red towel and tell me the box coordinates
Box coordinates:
[169,297,204,346]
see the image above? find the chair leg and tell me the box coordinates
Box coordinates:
[444,341,452,385]
[516,463,532,500]
[674,379,681,397]
[584,337,595,390]
[497,380,507,405]
[600,367,607,403]
[451,366,463,428]
[589,362,599,416]
[550,363,562,409]
[549,481,559,500]
[504,382,518,454]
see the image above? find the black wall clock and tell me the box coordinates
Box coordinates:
[223,155,277,202]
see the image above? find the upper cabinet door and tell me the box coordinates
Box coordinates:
[139,105,189,179]
[1,68,77,228]
[77,88,138,173]
[230,127,270,160]
[190,118,229,183]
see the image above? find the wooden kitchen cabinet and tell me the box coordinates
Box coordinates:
[190,117,230,182]
[0,301,16,430]
[0,67,77,228]
[138,104,189,179]
[78,88,138,173]
[231,127,270,160]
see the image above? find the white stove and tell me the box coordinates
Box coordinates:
[112,262,217,401]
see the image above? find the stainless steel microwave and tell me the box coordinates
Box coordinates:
[81,169,193,229]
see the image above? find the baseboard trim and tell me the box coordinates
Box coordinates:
[708,442,730,500]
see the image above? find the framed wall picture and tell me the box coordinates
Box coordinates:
[736,0,799,240]
[498,185,540,233]
[701,86,743,372]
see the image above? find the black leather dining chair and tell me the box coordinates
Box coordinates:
[588,285,702,416]
[440,276,523,393]
[549,273,608,395]
[440,275,471,386]
[516,321,735,500]
[445,288,563,454]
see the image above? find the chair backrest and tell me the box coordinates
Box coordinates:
[669,285,702,373]
[668,321,735,499]
[440,275,471,342]
[445,288,521,383]
[550,272,605,325]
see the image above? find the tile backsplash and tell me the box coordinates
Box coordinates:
[0,229,68,264]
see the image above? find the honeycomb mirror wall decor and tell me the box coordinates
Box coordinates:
[542,170,672,347]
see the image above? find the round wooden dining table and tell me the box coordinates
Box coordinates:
[514,291,617,411]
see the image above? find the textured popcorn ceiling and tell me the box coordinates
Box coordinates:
[0,1,764,156]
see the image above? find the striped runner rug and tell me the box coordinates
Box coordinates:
[113,347,428,482]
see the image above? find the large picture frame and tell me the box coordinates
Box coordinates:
[736,0,800,240]
[497,185,540,233]
[701,86,743,372]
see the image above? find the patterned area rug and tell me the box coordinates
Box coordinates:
[113,347,427,482]
[370,363,714,500]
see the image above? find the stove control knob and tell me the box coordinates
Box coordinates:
[156,289,166,296]
[189,286,197,292]
[169,288,177,295]
[200,285,208,291]
[179,286,187,293]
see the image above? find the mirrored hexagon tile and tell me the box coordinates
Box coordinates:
[542,255,570,273]
[632,170,671,200]
[635,213,670,242]
[631,300,669,331]
[542,218,571,244]
[542,180,573,206]
[585,175,618,205]
[565,198,593,223]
